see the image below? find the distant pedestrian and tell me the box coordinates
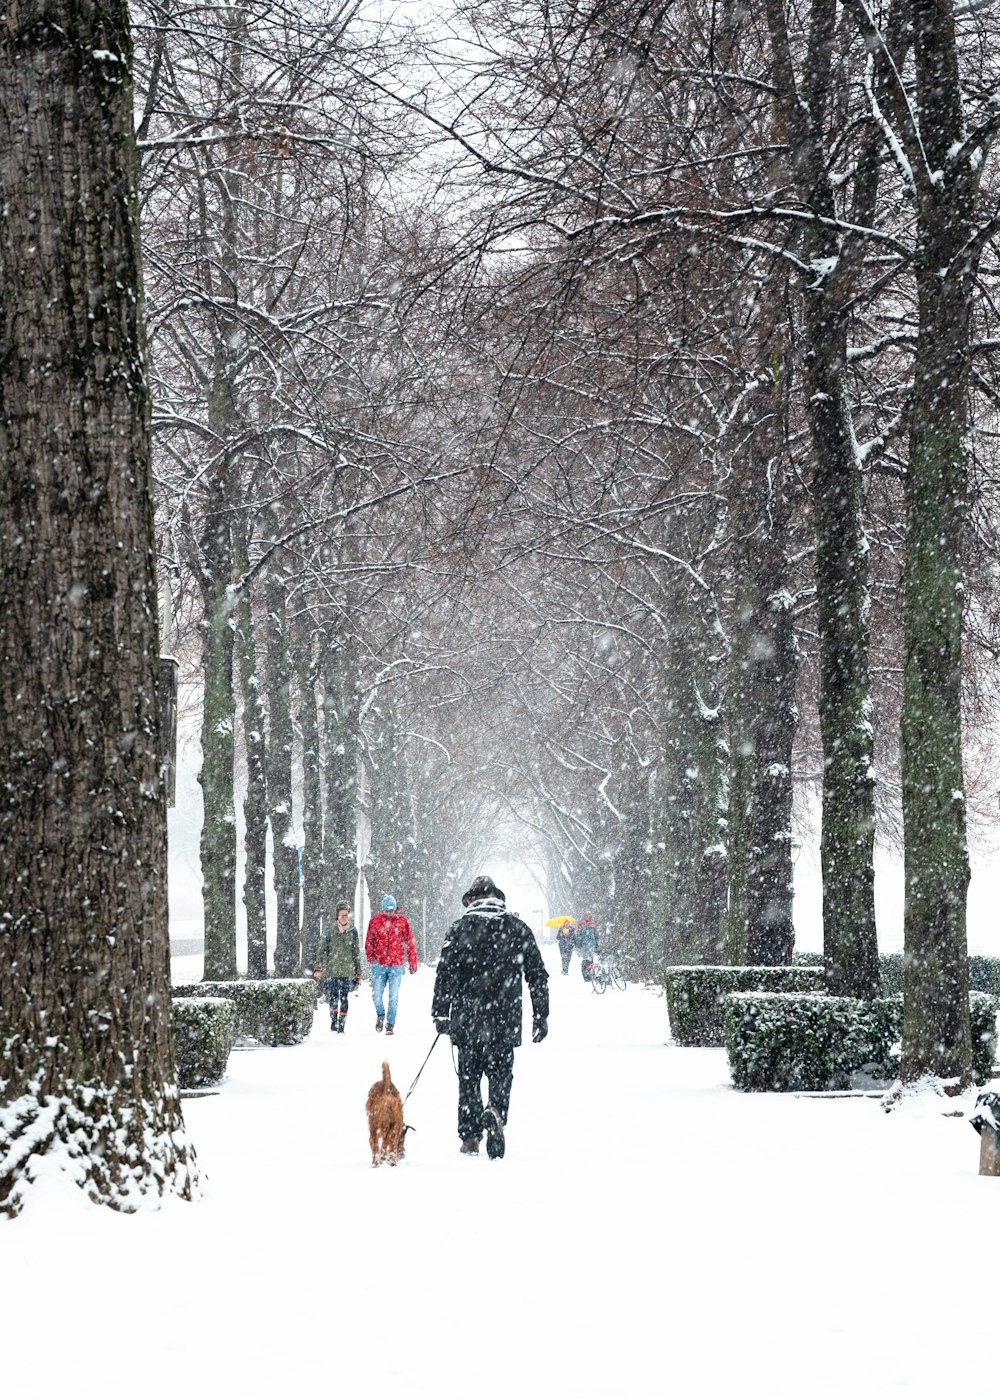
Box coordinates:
[365,895,418,1035]
[556,917,577,975]
[432,875,549,1159]
[576,911,599,982]
[314,901,361,1033]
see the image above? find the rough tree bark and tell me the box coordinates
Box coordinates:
[321,636,360,918]
[196,447,238,980]
[613,743,655,977]
[294,617,322,973]
[658,608,728,966]
[725,366,799,966]
[763,0,879,996]
[364,696,419,911]
[193,7,250,982]
[0,0,198,1213]
[265,562,299,973]
[899,0,975,1083]
[236,579,268,979]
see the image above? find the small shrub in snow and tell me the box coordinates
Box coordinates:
[874,953,999,1000]
[970,992,999,1082]
[792,952,824,968]
[663,966,825,1048]
[724,991,998,1092]
[724,993,897,1092]
[172,997,236,1088]
[969,958,1000,997]
[173,979,317,1047]
[879,955,904,998]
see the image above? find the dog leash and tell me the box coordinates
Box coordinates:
[403,1032,442,1105]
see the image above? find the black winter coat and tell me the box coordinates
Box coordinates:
[432,898,549,1047]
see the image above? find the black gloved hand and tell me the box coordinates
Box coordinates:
[433,1016,451,1037]
[532,1016,548,1044]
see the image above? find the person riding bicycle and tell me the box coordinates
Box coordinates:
[576,911,599,982]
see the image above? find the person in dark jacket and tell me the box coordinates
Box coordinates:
[314,901,362,1032]
[576,911,599,982]
[432,874,549,1159]
[556,917,577,975]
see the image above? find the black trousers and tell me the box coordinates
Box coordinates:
[558,938,574,973]
[324,976,352,1017]
[456,1041,515,1140]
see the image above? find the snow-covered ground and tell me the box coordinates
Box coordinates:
[2,943,996,1400]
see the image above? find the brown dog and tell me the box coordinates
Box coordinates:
[366,1061,406,1166]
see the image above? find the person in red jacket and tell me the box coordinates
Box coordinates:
[364,895,418,1034]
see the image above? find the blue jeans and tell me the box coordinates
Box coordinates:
[370,963,405,1026]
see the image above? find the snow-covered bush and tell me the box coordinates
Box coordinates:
[664,966,824,1047]
[969,959,1000,997]
[173,979,317,1047]
[172,997,236,1088]
[792,952,824,968]
[724,992,897,1091]
[878,955,905,997]
[724,991,998,1092]
[970,992,1000,1081]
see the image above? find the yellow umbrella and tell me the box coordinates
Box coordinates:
[544,915,574,927]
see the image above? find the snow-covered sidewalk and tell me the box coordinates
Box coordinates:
[2,947,993,1399]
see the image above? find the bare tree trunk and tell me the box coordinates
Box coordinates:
[726,366,799,965]
[613,744,654,976]
[0,0,198,1213]
[193,7,250,982]
[321,637,360,916]
[763,0,879,996]
[900,0,973,1084]
[295,618,322,973]
[658,610,729,965]
[198,465,238,980]
[265,565,299,973]
[237,583,268,979]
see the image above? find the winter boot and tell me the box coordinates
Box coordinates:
[376,1014,385,1033]
[336,1015,346,1033]
[460,1137,481,1155]
[385,1024,394,1036]
[330,1011,337,1030]
[483,1105,505,1160]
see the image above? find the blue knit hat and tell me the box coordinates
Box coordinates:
[381,896,397,913]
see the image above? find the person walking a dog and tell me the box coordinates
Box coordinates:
[431,874,549,1159]
[314,901,361,1033]
[365,894,418,1035]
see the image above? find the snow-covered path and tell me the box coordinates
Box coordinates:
[3,946,995,1399]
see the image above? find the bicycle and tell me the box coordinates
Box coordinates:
[590,953,626,994]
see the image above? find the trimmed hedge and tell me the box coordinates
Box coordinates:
[172,997,236,1088]
[724,992,896,1092]
[878,955,903,997]
[173,978,317,1047]
[724,990,999,1092]
[971,993,1000,1079]
[861,953,1000,999]
[664,966,825,1047]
